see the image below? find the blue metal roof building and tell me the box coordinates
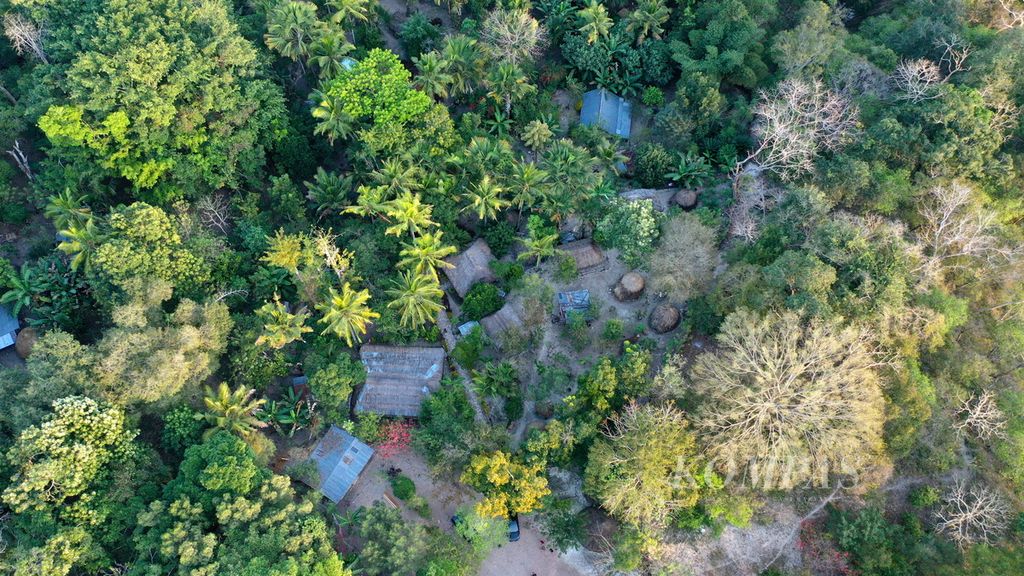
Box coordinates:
[580,88,632,139]
[0,305,19,350]
[306,425,374,503]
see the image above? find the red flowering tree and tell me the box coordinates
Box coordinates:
[376,420,414,458]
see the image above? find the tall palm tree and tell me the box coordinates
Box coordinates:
[264,0,318,63]
[413,51,452,100]
[398,231,457,278]
[316,282,379,347]
[312,91,355,145]
[200,383,267,440]
[372,157,422,197]
[387,270,444,328]
[441,35,483,98]
[309,26,353,79]
[486,62,535,115]
[327,0,374,24]
[304,167,354,220]
[57,215,103,273]
[384,192,437,237]
[255,296,313,349]
[625,0,669,44]
[44,188,91,230]
[578,0,612,44]
[345,185,390,219]
[517,231,560,266]
[463,175,508,221]
[508,161,549,216]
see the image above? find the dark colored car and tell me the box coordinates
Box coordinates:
[451,514,521,542]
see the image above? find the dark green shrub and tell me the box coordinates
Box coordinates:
[909,485,940,508]
[602,319,624,341]
[633,143,673,188]
[391,474,416,500]
[162,405,205,453]
[481,220,516,257]
[462,282,503,321]
[399,13,440,58]
[452,325,488,369]
[491,260,524,289]
[641,86,664,107]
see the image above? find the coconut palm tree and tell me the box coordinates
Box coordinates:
[578,0,612,44]
[441,35,483,98]
[312,91,356,144]
[57,215,103,273]
[304,167,354,220]
[398,231,457,278]
[486,62,535,115]
[44,188,91,230]
[264,0,318,64]
[517,230,560,266]
[413,51,452,100]
[625,0,669,44]
[200,383,267,440]
[384,192,437,237]
[316,282,379,347]
[508,162,549,216]
[372,157,422,197]
[387,270,444,328]
[594,139,629,175]
[255,296,313,349]
[463,175,508,221]
[327,0,374,24]
[309,27,353,79]
[345,185,391,219]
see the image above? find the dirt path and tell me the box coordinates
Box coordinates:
[437,308,487,423]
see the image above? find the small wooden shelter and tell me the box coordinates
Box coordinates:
[356,345,446,417]
[443,239,496,298]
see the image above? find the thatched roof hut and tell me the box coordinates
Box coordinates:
[562,239,608,273]
[480,303,524,346]
[356,345,446,417]
[443,239,497,298]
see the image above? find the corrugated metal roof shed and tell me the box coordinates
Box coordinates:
[443,238,497,298]
[356,345,446,417]
[557,290,591,320]
[307,425,374,503]
[0,305,19,350]
[581,88,632,139]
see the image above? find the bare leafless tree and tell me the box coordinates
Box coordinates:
[3,13,47,64]
[916,182,1019,283]
[892,59,943,103]
[937,34,972,79]
[995,0,1024,29]
[954,391,1008,440]
[688,309,886,491]
[479,9,547,67]
[6,139,32,180]
[736,78,858,180]
[195,194,232,234]
[936,481,1012,548]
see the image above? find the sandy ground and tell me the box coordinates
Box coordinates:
[341,449,586,576]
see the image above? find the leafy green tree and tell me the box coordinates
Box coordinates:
[308,356,366,424]
[387,270,444,328]
[92,202,207,290]
[584,403,702,528]
[461,451,550,518]
[199,383,267,440]
[595,198,661,267]
[453,505,507,558]
[353,502,428,575]
[254,296,313,349]
[316,283,379,347]
[33,0,285,197]
[671,0,775,89]
[577,0,613,45]
[770,1,844,77]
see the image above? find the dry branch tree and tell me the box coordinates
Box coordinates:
[892,59,943,103]
[954,391,1007,440]
[936,481,1012,548]
[689,309,886,491]
[2,13,47,64]
[736,78,858,180]
[648,212,719,302]
[915,182,1018,284]
[995,0,1024,29]
[479,9,547,67]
